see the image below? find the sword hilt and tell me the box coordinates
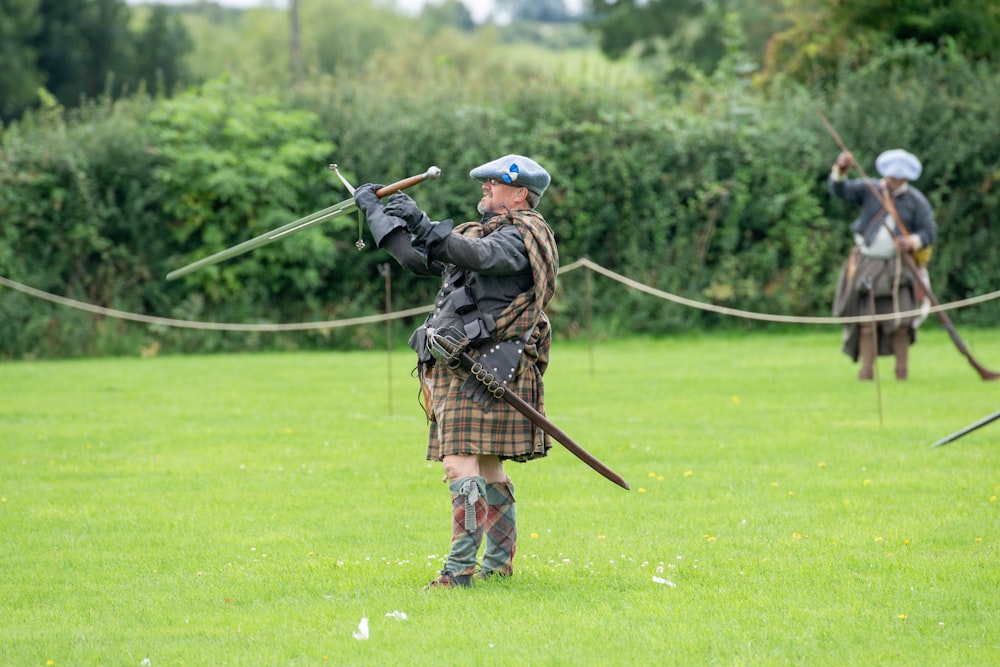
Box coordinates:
[426,327,466,370]
[375,166,441,198]
[329,164,356,195]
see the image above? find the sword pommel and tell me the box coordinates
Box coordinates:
[375,166,442,198]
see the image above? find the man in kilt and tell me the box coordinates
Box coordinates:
[353,154,558,588]
[830,149,937,380]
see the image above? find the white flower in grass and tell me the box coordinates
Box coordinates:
[385,610,408,620]
[352,617,369,640]
[141,660,152,667]
[652,576,676,587]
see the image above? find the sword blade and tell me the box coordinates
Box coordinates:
[166,199,356,281]
[931,409,1000,447]
[166,165,441,281]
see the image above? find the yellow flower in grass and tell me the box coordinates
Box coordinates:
[898,614,908,620]
[684,470,693,477]
[530,533,538,539]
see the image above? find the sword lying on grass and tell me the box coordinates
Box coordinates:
[166,165,441,281]
[427,328,631,491]
[931,409,1000,447]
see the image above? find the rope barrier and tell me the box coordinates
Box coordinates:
[0,275,431,332]
[566,258,1000,325]
[2,259,999,332]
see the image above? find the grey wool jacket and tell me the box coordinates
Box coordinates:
[829,176,937,249]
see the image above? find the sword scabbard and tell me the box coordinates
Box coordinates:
[452,347,629,490]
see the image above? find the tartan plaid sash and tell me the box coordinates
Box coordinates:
[454,209,558,372]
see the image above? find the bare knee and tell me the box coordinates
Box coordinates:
[442,454,479,482]
[477,455,506,484]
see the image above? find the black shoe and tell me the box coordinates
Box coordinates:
[423,570,473,589]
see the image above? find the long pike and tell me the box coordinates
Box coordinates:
[166,166,441,281]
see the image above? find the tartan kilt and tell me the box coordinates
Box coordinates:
[832,249,921,360]
[423,355,550,462]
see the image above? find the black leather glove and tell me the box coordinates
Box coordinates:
[353,183,386,217]
[384,192,428,228]
[354,183,406,247]
[460,339,525,413]
[387,193,433,237]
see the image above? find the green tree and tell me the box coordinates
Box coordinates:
[31,0,136,106]
[133,4,193,96]
[418,0,475,32]
[303,1,406,76]
[1,0,192,120]
[831,0,1000,60]
[586,0,707,60]
[0,0,44,122]
[761,0,1000,87]
[502,0,572,23]
[583,0,781,83]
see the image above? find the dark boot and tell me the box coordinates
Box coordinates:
[858,325,876,381]
[425,476,486,589]
[478,479,517,579]
[892,327,909,380]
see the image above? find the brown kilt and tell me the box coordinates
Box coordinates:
[832,248,920,361]
[422,353,550,462]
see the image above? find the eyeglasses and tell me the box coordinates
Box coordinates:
[486,176,515,186]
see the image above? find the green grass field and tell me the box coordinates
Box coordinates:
[2,329,998,666]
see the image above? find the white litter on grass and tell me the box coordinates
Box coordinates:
[385,610,408,620]
[652,576,677,587]
[352,617,369,640]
